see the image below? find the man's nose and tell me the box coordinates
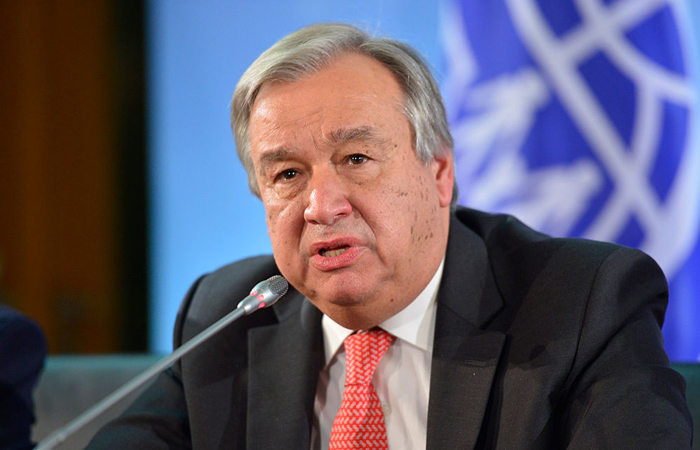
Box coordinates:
[303,170,352,225]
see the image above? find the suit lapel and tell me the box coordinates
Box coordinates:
[246,291,323,448]
[427,217,506,450]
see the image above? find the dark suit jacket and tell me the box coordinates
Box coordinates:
[88,207,693,449]
[0,304,47,450]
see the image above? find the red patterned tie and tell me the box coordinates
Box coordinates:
[329,329,396,450]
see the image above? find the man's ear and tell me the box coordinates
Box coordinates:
[432,150,454,208]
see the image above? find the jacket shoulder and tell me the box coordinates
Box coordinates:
[453,206,644,261]
[452,206,667,318]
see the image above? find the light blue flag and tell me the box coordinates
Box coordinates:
[441,0,700,361]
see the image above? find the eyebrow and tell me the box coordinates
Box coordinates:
[257,147,295,172]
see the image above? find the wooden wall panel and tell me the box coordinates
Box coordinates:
[0,1,122,353]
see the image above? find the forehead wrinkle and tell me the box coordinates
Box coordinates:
[325,125,389,148]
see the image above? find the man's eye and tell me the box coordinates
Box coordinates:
[276,169,299,181]
[347,154,368,165]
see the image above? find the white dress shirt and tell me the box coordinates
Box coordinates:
[311,260,444,450]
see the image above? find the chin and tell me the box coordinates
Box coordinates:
[321,289,369,307]
[311,287,377,319]
[309,272,377,303]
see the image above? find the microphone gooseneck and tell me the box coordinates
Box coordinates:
[36,275,289,450]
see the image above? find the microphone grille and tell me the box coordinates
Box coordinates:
[267,275,289,296]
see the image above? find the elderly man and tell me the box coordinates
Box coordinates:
[89,23,692,449]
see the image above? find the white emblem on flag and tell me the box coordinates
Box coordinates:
[442,0,700,280]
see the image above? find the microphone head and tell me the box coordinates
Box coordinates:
[267,275,289,297]
[239,275,289,314]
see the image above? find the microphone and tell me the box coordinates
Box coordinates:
[36,275,289,450]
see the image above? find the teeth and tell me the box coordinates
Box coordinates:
[321,247,348,257]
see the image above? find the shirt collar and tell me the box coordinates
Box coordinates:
[321,258,445,365]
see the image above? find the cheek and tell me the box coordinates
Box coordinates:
[264,197,303,254]
[402,170,441,245]
[370,173,429,246]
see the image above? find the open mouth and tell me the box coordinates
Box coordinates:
[319,246,349,257]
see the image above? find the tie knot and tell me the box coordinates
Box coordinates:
[343,329,395,386]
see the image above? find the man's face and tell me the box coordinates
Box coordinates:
[248,53,453,330]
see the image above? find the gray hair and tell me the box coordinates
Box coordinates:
[231,22,456,203]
